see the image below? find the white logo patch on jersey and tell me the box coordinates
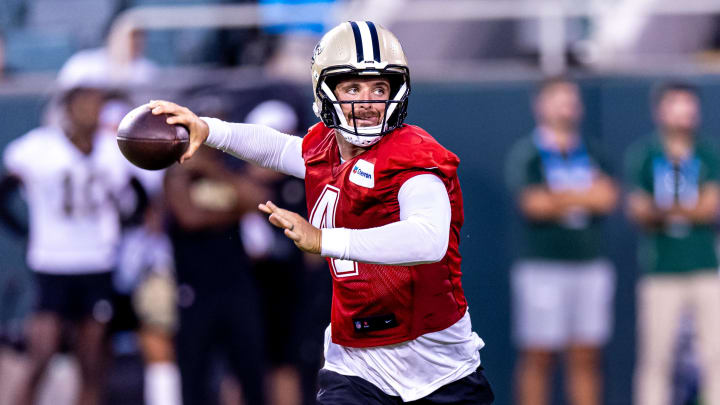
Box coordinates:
[349,159,375,188]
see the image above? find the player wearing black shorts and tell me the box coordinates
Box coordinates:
[0,61,141,405]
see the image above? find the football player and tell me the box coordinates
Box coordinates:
[149,21,494,404]
[0,60,141,405]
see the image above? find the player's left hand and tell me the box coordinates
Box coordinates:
[258,201,321,255]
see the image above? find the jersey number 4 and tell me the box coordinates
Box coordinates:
[309,185,358,278]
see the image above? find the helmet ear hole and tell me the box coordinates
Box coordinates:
[320,98,337,125]
[323,75,343,95]
[386,74,405,96]
[384,99,407,129]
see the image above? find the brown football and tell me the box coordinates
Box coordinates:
[117,105,189,170]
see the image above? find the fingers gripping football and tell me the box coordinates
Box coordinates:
[258,201,322,255]
[148,100,209,163]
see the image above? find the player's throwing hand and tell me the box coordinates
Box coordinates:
[258,200,321,254]
[148,100,209,163]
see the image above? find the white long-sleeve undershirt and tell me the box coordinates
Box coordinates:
[203,117,306,178]
[202,117,452,266]
[320,174,451,265]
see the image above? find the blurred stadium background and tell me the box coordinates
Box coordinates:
[2,0,720,404]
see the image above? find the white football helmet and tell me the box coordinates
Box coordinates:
[311,21,411,147]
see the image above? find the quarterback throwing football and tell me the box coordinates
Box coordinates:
[150,21,494,404]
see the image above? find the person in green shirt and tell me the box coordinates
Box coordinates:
[506,76,619,405]
[626,81,720,405]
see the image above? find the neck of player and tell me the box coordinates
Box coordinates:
[335,131,368,161]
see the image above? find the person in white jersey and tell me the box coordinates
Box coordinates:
[0,58,140,405]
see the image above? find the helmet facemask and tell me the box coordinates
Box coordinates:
[316,66,410,147]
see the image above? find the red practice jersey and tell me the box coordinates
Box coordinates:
[302,123,468,348]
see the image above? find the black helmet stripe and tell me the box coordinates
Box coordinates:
[349,21,364,63]
[366,21,381,62]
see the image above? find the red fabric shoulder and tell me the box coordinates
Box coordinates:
[302,122,334,163]
[373,124,460,179]
[301,122,326,152]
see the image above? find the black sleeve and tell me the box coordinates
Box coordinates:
[120,176,150,227]
[0,174,28,237]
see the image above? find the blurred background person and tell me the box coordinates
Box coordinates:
[114,200,182,405]
[164,123,268,405]
[240,99,305,405]
[505,76,619,405]
[625,81,720,405]
[58,40,180,405]
[102,94,181,405]
[0,59,144,405]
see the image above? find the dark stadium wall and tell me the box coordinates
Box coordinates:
[4,77,720,405]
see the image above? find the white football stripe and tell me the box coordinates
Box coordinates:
[356,21,375,62]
